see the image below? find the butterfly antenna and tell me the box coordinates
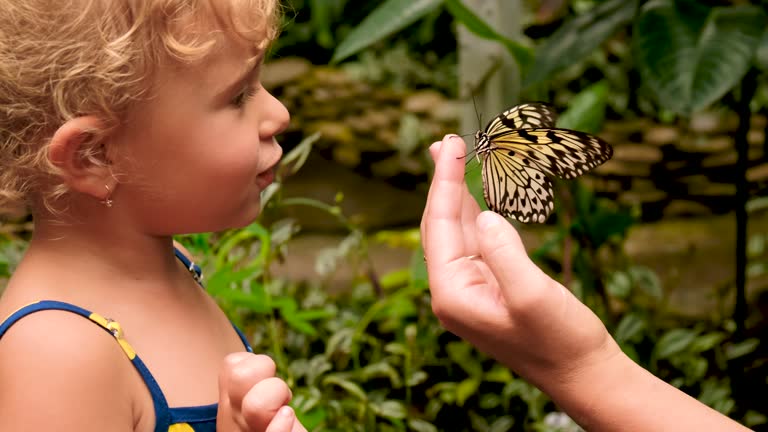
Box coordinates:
[471,94,483,128]
[464,153,476,166]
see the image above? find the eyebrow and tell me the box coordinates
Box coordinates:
[221,53,264,96]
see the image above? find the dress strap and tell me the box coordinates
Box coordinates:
[0,300,173,432]
[173,246,253,352]
[174,247,203,285]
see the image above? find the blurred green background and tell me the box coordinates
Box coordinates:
[3,1,768,431]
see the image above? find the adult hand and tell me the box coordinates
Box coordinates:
[420,134,619,393]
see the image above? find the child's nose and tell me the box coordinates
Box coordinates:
[259,91,290,139]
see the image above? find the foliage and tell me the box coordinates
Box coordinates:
[523,0,638,89]
[330,0,532,67]
[0,230,26,292]
[633,1,766,115]
[329,0,443,64]
[331,0,768,117]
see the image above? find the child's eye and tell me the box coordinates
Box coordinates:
[231,85,258,108]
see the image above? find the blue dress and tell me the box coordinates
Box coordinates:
[0,248,252,432]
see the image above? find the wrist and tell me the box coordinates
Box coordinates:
[542,338,631,429]
[544,343,751,432]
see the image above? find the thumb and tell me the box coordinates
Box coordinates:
[475,211,549,300]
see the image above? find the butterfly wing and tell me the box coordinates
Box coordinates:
[476,102,613,223]
[482,149,555,223]
[487,128,613,180]
[483,102,559,137]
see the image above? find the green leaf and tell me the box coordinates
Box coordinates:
[294,407,327,431]
[331,0,443,63]
[207,275,270,313]
[483,365,513,383]
[443,0,533,66]
[380,268,411,290]
[429,382,458,404]
[322,375,368,400]
[744,410,768,428]
[406,370,428,386]
[725,338,760,360]
[456,378,480,406]
[277,131,319,180]
[479,393,502,409]
[654,328,698,359]
[326,327,354,356]
[684,356,709,382]
[408,419,439,432]
[629,265,663,301]
[446,341,482,376]
[634,1,767,115]
[698,378,734,412]
[689,332,726,353]
[294,309,336,321]
[409,247,429,291]
[614,312,647,343]
[620,342,640,363]
[464,158,488,213]
[369,400,407,419]
[309,0,335,48]
[359,362,403,387]
[488,417,515,432]
[607,271,632,299]
[277,298,320,336]
[756,28,768,71]
[571,183,636,248]
[557,81,609,134]
[524,0,639,87]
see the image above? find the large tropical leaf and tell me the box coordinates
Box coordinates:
[755,28,768,71]
[634,0,767,115]
[330,0,442,63]
[443,0,533,67]
[556,80,609,133]
[523,0,638,87]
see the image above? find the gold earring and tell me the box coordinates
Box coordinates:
[101,184,113,208]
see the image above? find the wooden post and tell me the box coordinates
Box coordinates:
[456,0,523,149]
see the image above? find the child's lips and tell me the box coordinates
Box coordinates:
[255,167,276,190]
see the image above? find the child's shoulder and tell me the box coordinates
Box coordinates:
[0,301,143,430]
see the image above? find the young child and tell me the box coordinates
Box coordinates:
[0,1,305,431]
[421,135,754,432]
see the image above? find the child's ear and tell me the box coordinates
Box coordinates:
[48,116,117,201]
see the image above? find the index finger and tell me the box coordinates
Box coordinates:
[423,135,471,266]
[220,353,277,410]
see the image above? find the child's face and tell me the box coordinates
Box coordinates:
[111,35,289,235]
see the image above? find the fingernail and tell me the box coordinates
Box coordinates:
[429,141,442,156]
[279,406,294,417]
[477,211,502,231]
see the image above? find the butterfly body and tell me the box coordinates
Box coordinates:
[473,103,613,223]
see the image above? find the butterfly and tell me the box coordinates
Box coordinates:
[473,102,613,223]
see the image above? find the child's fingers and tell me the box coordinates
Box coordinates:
[241,377,293,431]
[219,353,277,410]
[264,406,307,432]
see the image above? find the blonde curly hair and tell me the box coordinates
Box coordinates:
[0,0,281,218]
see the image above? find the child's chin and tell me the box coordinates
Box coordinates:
[230,202,262,228]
